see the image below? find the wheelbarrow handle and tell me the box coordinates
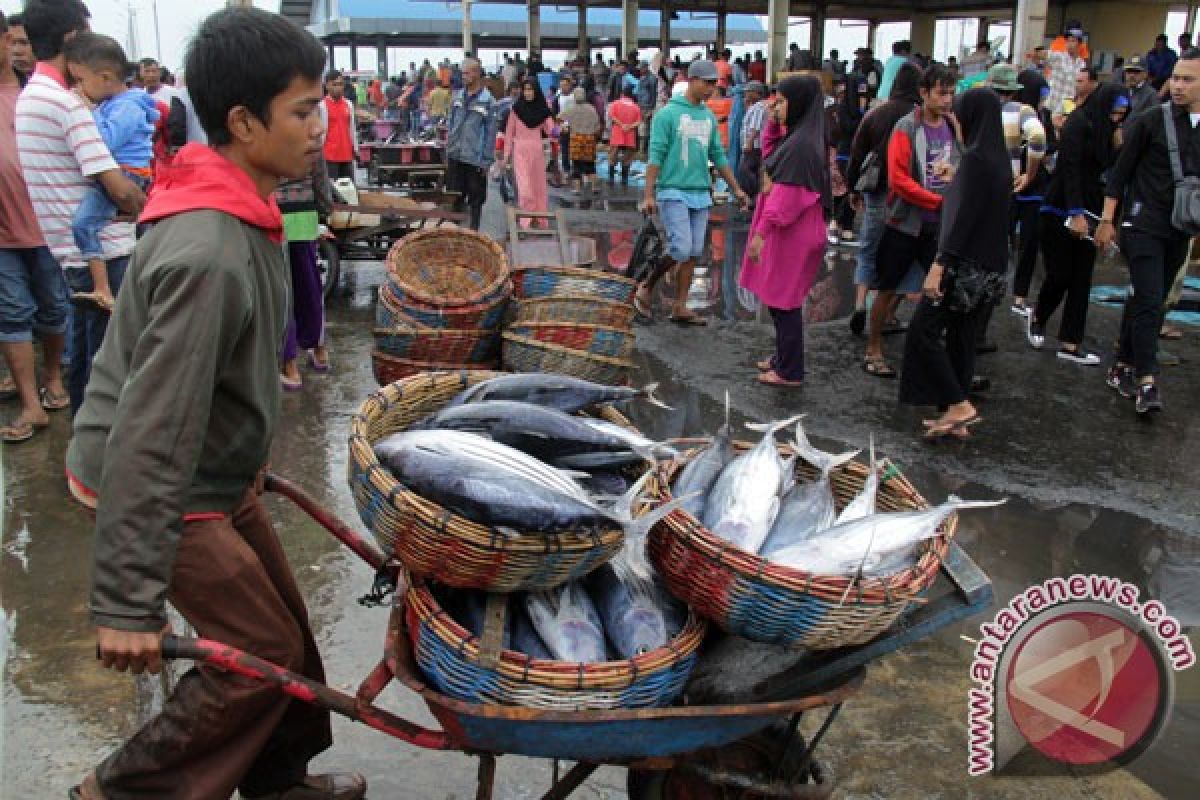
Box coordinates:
[161,635,454,751]
[262,472,389,571]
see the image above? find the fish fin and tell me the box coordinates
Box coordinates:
[613,469,656,524]
[824,449,862,475]
[944,495,1008,511]
[744,412,806,435]
[641,382,673,410]
[559,468,593,481]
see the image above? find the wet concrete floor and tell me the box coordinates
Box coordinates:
[2,182,1197,798]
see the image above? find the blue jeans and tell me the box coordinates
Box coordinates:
[71,172,149,260]
[0,246,69,343]
[659,199,710,262]
[65,257,128,412]
[854,191,885,287]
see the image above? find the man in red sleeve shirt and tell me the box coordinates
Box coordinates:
[321,69,357,180]
[863,65,960,378]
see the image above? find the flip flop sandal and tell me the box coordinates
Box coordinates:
[1159,326,1184,340]
[755,357,774,371]
[307,353,331,373]
[757,370,803,387]
[669,314,708,326]
[69,293,112,314]
[922,415,982,440]
[1,420,36,443]
[0,376,16,400]
[40,387,70,411]
[863,357,897,378]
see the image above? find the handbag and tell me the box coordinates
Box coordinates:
[1160,102,1200,235]
[854,150,882,193]
[943,259,1007,314]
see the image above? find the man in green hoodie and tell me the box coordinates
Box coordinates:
[635,59,749,325]
[66,8,366,800]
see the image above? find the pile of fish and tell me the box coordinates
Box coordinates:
[441,571,688,663]
[672,415,1004,577]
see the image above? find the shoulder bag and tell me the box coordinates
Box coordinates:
[1160,102,1200,235]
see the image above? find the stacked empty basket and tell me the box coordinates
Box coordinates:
[503,266,638,386]
[373,228,510,384]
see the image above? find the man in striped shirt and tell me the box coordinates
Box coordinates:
[15,0,145,412]
[736,81,767,197]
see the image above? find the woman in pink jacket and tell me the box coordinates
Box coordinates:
[499,78,555,216]
[739,75,830,387]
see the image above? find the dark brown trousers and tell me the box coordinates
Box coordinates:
[95,489,332,799]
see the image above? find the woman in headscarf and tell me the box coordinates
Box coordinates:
[738,75,830,387]
[1010,68,1055,315]
[899,88,1011,437]
[499,77,555,215]
[560,86,603,193]
[1026,83,1130,365]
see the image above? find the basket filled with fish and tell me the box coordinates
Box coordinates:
[645,409,1003,650]
[371,325,501,366]
[386,228,510,308]
[505,322,635,360]
[510,294,636,330]
[349,370,676,592]
[502,332,633,386]
[377,279,509,332]
[511,265,637,304]
[405,570,706,710]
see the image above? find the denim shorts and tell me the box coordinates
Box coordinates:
[659,199,710,261]
[0,246,69,343]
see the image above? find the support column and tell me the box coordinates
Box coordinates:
[911,12,936,58]
[349,36,358,70]
[621,0,638,59]
[716,4,728,53]
[528,0,542,57]
[578,1,589,59]
[659,1,670,60]
[327,42,335,70]
[978,16,990,46]
[1188,2,1198,36]
[867,18,880,54]
[1012,0,1047,68]
[463,0,474,56]
[376,36,387,77]
[811,3,826,63]
[766,0,788,81]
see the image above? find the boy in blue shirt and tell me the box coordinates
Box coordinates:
[65,33,159,312]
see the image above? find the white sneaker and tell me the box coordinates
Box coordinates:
[1026,313,1045,350]
[1011,302,1031,317]
[1057,349,1101,366]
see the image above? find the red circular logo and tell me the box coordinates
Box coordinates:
[1005,611,1163,765]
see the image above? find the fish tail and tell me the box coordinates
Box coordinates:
[640,382,673,410]
[945,495,1008,511]
[744,412,806,436]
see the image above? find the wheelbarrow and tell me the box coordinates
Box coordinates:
[161,473,993,799]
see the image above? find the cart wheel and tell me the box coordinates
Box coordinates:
[317,238,341,301]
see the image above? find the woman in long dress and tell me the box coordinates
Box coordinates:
[738,75,830,388]
[499,78,555,215]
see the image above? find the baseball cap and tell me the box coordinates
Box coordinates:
[688,59,719,81]
[987,63,1022,92]
[1126,55,1147,72]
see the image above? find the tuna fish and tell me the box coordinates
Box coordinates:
[511,603,554,660]
[835,436,879,526]
[374,431,619,532]
[525,582,608,663]
[757,423,860,556]
[586,563,685,659]
[701,414,805,553]
[671,391,735,517]
[768,496,1006,576]
[448,374,671,414]
[451,590,553,660]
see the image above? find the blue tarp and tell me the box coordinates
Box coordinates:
[1091,276,1200,327]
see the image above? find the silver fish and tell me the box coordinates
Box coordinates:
[587,563,684,660]
[525,582,608,663]
[449,374,671,414]
[672,390,735,517]
[577,418,677,461]
[835,436,879,526]
[701,414,805,553]
[768,496,1006,576]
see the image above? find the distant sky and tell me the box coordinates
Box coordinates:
[0,0,280,70]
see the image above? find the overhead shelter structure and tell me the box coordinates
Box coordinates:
[288,1,1192,83]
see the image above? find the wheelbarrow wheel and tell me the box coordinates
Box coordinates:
[317,238,341,301]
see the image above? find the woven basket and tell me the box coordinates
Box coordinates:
[512,265,637,304]
[386,228,510,307]
[645,444,954,651]
[377,280,509,331]
[372,326,500,365]
[511,295,636,329]
[348,370,626,592]
[405,579,707,710]
[502,333,632,386]
[371,351,499,386]
[506,322,635,360]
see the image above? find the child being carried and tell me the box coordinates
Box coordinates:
[65,33,159,313]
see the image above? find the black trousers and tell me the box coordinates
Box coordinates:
[1033,215,1098,346]
[768,305,805,381]
[445,158,488,230]
[1012,198,1042,297]
[737,149,762,198]
[899,297,984,407]
[559,130,572,171]
[1116,229,1190,378]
